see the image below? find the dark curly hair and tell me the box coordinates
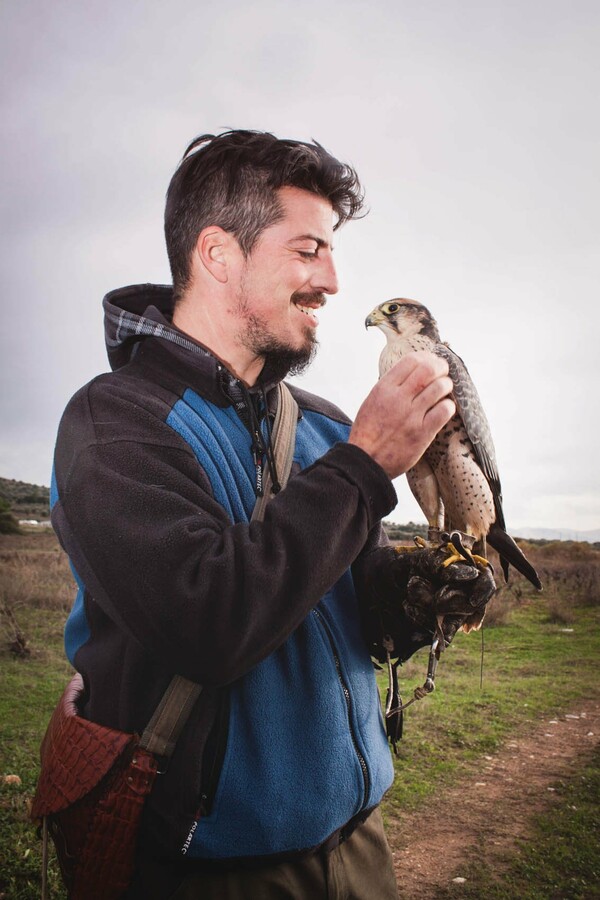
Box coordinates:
[164,129,365,301]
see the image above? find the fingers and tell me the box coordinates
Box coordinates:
[423,396,456,436]
[437,562,479,584]
[383,351,449,401]
[399,553,498,648]
[468,567,497,609]
[349,350,456,479]
[392,354,455,434]
[419,381,455,438]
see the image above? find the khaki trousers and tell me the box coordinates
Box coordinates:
[130,808,399,899]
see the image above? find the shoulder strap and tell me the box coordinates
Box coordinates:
[140,381,299,759]
[139,674,203,757]
[251,382,299,523]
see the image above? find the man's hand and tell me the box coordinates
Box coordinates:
[358,544,497,664]
[399,548,497,646]
[348,351,455,479]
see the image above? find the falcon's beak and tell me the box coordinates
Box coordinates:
[365,306,385,329]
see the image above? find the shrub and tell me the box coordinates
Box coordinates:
[0,497,20,535]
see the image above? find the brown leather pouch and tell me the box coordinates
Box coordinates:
[31,674,158,899]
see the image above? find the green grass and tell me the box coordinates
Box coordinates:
[0,606,72,899]
[380,599,599,817]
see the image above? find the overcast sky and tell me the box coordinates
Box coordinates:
[2,0,598,533]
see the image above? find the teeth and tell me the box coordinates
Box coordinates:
[296,305,317,320]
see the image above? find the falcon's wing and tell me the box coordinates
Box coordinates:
[434,343,506,530]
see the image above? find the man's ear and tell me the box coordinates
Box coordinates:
[193,227,239,284]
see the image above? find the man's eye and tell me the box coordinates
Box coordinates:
[298,250,317,259]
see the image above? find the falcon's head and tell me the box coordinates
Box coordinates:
[365,299,441,341]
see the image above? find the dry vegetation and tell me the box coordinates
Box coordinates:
[0,532,73,658]
[497,540,600,625]
[0,532,73,609]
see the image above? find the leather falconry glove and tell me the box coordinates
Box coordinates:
[358,544,497,664]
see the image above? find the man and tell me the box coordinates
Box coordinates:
[50,130,493,899]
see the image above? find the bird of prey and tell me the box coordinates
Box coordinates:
[366,298,542,617]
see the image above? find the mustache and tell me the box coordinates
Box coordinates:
[291,291,327,308]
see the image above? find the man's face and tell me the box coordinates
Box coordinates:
[230,186,339,374]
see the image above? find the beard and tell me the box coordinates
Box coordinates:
[233,288,322,381]
[238,313,318,381]
[258,332,317,380]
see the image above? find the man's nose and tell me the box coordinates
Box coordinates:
[312,252,339,295]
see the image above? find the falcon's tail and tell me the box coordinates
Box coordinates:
[487,523,543,591]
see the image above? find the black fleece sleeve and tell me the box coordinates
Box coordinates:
[353,543,435,664]
[52,382,397,686]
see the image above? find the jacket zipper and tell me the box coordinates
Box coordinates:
[313,608,370,808]
[199,692,230,817]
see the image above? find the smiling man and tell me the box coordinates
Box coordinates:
[171,184,337,385]
[46,130,493,899]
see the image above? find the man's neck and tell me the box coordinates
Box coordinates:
[172,293,263,387]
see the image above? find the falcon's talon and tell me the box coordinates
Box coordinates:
[441,542,469,569]
[442,553,464,568]
[443,534,493,573]
[471,553,494,574]
[450,531,475,563]
[393,534,429,555]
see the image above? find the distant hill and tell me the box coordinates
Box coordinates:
[0,477,50,522]
[383,520,428,541]
[512,526,600,544]
[383,520,599,546]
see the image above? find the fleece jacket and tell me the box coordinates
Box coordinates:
[50,283,407,862]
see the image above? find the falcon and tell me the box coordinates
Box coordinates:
[366,298,542,608]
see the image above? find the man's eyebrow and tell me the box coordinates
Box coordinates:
[289,234,333,250]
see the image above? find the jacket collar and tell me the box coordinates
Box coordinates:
[103,283,283,406]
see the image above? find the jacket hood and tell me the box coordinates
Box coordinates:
[103,283,214,372]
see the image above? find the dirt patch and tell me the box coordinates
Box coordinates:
[388,697,599,897]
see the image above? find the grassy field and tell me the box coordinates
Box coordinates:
[380,599,598,815]
[0,531,599,899]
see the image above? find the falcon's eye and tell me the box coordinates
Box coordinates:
[387,303,399,314]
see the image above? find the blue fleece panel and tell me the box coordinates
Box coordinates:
[161,392,394,858]
[52,466,92,662]
[167,390,257,521]
[50,465,59,510]
[192,576,392,858]
[64,569,90,665]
